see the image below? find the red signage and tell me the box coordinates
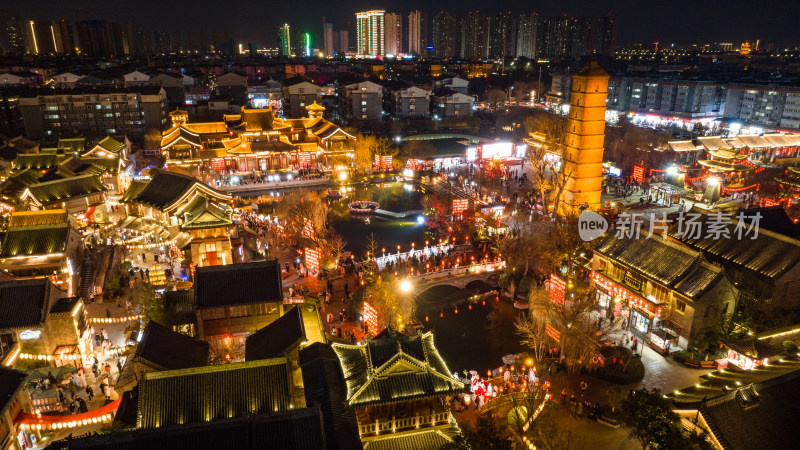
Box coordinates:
[373,155,393,171]
[363,301,379,336]
[452,198,469,215]
[548,274,566,304]
[305,247,320,273]
[545,324,561,341]
[632,165,645,183]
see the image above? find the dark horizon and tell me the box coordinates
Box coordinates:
[6,0,800,50]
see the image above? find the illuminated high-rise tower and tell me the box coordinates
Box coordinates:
[384,12,402,56]
[356,10,384,58]
[560,61,610,214]
[279,24,291,56]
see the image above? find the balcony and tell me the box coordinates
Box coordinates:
[358,411,453,437]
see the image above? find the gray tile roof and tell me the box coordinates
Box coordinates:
[245,306,305,361]
[45,407,326,450]
[0,278,51,330]
[134,321,209,370]
[700,370,800,450]
[137,358,292,429]
[332,331,465,408]
[595,234,701,286]
[668,211,800,279]
[194,260,283,309]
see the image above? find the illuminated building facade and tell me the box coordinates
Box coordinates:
[279,24,291,56]
[159,105,355,171]
[560,61,609,212]
[407,10,427,56]
[432,11,457,59]
[384,12,402,56]
[356,10,385,58]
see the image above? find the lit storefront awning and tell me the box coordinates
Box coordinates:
[15,398,121,431]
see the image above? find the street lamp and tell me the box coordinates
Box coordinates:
[400,280,412,293]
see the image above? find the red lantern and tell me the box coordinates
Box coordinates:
[440,312,444,318]
[425,316,429,322]
[454,308,458,314]
[612,357,617,363]
[495,296,499,302]
[468,305,472,310]
[482,301,486,306]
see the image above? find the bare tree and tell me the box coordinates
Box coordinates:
[353,134,396,175]
[524,113,575,217]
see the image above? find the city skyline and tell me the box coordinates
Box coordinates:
[5,1,800,52]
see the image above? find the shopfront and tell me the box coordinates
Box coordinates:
[591,271,664,335]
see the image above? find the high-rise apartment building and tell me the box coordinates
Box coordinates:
[516,13,542,59]
[593,14,617,56]
[570,16,593,59]
[432,11,457,59]
[323,22,335,56]
[542,14,571,59]
[462,11,488,60]
[76,20,125,57]
[338,30,350,54]
[356,10,385,58]
[279,24,291,56]
[0,11,24,56]
[407,10,427,56]
[488,12,515,60]
[384,13,402,56]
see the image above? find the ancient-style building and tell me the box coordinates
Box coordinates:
[330,330,464,449]
[160,104,355,172]
[560,61,610,213]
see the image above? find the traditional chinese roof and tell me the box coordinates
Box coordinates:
[305,101,326,112]
[180,195,233,230]
[667,140,701,152]
[45,407,326,450]
[163,289,195,327]
[699,370,800,450]
[137,358,293,429]
[0,366,28,415]
[0,222,70,257]
[122,170,230,211]
[120,179,149,203]
[85,136,125,155]
[697,159,755,173]
[673,261,724,299]
[299,343,363,450]
[709,148,748,161]
[161,126,203,148]
[22,174,106,206]
[0,278,51,330]
[362,427,461,450]
[595,234,701,286]
[80,155,121,174]
[331,331,464,408]
[133,321,209,370]
[0,169,43,200]
[668,210,800,279]
[14,152,70,170]
[246,306,305,361]
[194,260,283,309]
[8,209,68,227]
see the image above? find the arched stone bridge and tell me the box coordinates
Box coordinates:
[411,262,503,292]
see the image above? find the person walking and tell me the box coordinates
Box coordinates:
[85,385,94,402]
[561,389,567,405]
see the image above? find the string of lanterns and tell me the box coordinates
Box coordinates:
[90,314,143,324]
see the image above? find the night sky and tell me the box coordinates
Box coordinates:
[15,0,800,49]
